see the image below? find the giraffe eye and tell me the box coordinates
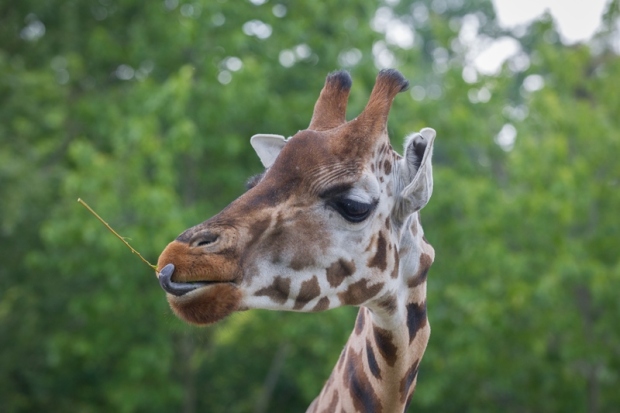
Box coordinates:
[329,198,375,223]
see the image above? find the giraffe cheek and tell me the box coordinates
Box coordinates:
[167,284,242,325]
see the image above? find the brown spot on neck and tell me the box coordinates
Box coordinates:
[376,294,397,315]
[355,309,366,335]
[338,279,384,306]
[344,348,383,413]
[408,253,433,288]
[400,359,420,404]
[406,300,427,344]
[373,326,398,367]
[366,339,382,379]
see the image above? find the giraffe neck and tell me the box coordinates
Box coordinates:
[307,214,433,413]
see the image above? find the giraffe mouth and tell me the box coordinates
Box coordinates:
[158,264,222,297]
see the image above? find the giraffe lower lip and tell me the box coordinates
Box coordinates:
[158,263,219,297]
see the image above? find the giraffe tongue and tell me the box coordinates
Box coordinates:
[158,264,212,296]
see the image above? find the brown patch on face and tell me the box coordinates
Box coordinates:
[343,348,382,413]
[376,294,397,315]
[326,258,356,288]
[311,296,330,312]
[383,159,392,175]
[406,300,428,344]
[167,284,241,325]
[367,232,387,271]
[248,216,272,245]
[290,254,317,271]
[373,326,398,367]
[293,276,321,310]
[338,279,384,306]
[408,253,433,288]
[255,276,291,305]
[385,216,391,231]
[400,359,420,404]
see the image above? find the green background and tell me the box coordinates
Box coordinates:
[1,0,619,411]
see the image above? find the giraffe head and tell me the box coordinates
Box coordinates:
[157,69,435,325]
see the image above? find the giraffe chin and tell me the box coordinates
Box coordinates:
[166,283,242,325]
[158,264,242,325]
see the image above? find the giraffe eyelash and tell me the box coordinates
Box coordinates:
[327,197,377,223]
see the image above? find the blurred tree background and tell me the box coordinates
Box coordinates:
[1,0,619,411]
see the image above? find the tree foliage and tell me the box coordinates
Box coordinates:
[1,0,619,412]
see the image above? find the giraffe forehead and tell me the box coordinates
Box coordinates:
[262,130,393,198]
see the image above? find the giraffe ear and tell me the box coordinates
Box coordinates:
[395,128,435,219]
[250,134,287,168]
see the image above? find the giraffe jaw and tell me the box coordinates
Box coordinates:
[157,263,226,296]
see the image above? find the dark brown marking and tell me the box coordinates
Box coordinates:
[366,339,381,379]
[377,294,397,315]
[385,216,391,231]
[344,349,382,413]
[255,276,291,305]
[355,309,365,335]
[338,279,384,305]
[408,253,433,288]
[311,296,330,312]
[368,232,387,271]
[326,259,356,288]
[406,300,428,343]
[293,276,321,309]
[383,159,392,175]
[390,248,400,279]
[290,253,316,271]
[373,326,398,367]
[400,359,420,403]
[248,216,271,245]
[323,390,339,413]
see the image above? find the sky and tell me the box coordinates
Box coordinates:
[472,0,613,74]
[493,0,611,43]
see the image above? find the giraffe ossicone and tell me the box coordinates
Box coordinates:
[157,69,436,412]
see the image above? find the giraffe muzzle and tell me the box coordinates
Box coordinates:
[158,263,220,296]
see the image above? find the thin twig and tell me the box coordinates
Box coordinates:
[77,198,158,271]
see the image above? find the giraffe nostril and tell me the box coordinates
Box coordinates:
[190,232,219,248]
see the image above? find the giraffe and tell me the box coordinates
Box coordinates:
[156,69,436,413]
